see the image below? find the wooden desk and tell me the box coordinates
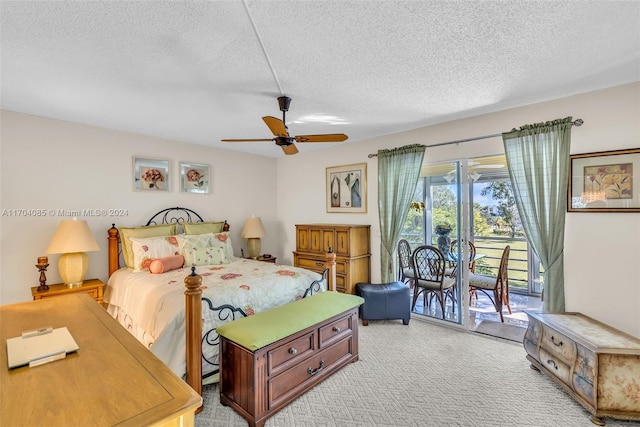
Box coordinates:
[0,294,202,427]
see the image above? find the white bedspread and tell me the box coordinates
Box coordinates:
[104,257,325,379]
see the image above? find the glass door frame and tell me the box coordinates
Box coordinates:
[412,160,473,330]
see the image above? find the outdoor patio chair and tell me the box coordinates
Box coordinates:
[468,245,512,322]
[397,239,416,288]
[411,245,456,319]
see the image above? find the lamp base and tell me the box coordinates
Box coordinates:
[247,238,261,259]
[58,252,89,288]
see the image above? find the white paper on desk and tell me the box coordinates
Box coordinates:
[6,327,79,368]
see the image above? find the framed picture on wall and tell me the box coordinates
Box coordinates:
[133,157,169,192]
[326,163,367,213]
[179,162,210,194]
[568,148,640,212]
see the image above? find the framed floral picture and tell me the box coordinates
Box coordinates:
[180,162,209,194]
[568,148,640,212]
[133,157,169,191]
[326,163,367,213]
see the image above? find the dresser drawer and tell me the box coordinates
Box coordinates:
[296,257,327,272]
[541,325,576,364]
[319,312,354,348]
[268,336,353,408]
[539,348,572,384]
[296,256,346,274]
[268,331,316,377]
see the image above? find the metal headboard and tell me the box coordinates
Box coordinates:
[145,207,204,226]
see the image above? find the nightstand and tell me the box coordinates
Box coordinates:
[246,256,277,263]
[31,278,105,305]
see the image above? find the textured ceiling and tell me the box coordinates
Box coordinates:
[2,1,639,158]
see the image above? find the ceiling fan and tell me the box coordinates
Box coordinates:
[221,96,348,155]
[444,161,504,183]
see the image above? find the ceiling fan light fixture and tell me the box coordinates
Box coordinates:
[274,136,295,146]
[444,171,455,183]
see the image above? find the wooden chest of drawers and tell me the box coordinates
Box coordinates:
[293,224,370,294]
[524,311,640,425]
[218,292,362,427]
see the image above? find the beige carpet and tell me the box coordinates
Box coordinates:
[473,319,526,343]
[196,319,638,427]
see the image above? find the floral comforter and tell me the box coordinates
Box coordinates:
[104,257,325,379]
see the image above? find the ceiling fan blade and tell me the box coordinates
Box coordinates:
[295,134,348,143]
[262,116,289,137]
[281,143,299,155]
[221,138,274,142]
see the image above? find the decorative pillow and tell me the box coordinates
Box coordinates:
[119,224,177,268]
[184,246,227,266]
[183,221,226,235]
[210,231,234,260]
[149,255,185,274]
[128,235,180,271]
[176,232,233,264]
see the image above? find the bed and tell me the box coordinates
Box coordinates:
[103,207,337,398]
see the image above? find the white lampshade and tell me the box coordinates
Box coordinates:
[241,216,266,259]
[45,219,100,288]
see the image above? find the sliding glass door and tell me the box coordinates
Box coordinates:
[401,161,466,326]
[400,155,543,329]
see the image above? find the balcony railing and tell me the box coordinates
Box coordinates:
[401,234,543,295]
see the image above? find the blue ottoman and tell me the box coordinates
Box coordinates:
[355,282,410,326]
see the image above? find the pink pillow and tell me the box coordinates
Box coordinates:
[149,255,184,274]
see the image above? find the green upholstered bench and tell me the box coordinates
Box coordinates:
[218,291,363,427]
[217,291,363,350]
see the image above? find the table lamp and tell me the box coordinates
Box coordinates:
[241,216,266,259]
[45,219,100,287]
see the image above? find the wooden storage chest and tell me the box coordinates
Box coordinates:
[524,311,640,425]
[217,292,363,427]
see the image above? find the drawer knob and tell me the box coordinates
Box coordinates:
[307,359,325,376]
[332,326,341,333]
[551,336,563,347]
[546,359,558,370]
[315,262,323,267]
[288,347,297,355]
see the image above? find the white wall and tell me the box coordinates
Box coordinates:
[276,82,640,337]
[0,111,278,305]
[2,82,638,337]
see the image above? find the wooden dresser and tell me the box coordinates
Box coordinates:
[1,294,202,427]
[524,311,640,425]
[293,224,370,294]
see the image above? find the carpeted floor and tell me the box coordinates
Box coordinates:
[196,318,640,427]
[473,319,526,343]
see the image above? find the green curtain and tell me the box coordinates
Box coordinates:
[377,144,426,282]
[502,117,573,312]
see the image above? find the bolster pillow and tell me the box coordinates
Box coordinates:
[149,255,185,274]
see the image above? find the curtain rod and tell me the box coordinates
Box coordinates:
[367,118,584,158]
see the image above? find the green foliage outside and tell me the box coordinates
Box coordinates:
[401,180,533,291]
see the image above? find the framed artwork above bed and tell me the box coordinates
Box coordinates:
[133,156,170,192]
[180,161,210,194]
